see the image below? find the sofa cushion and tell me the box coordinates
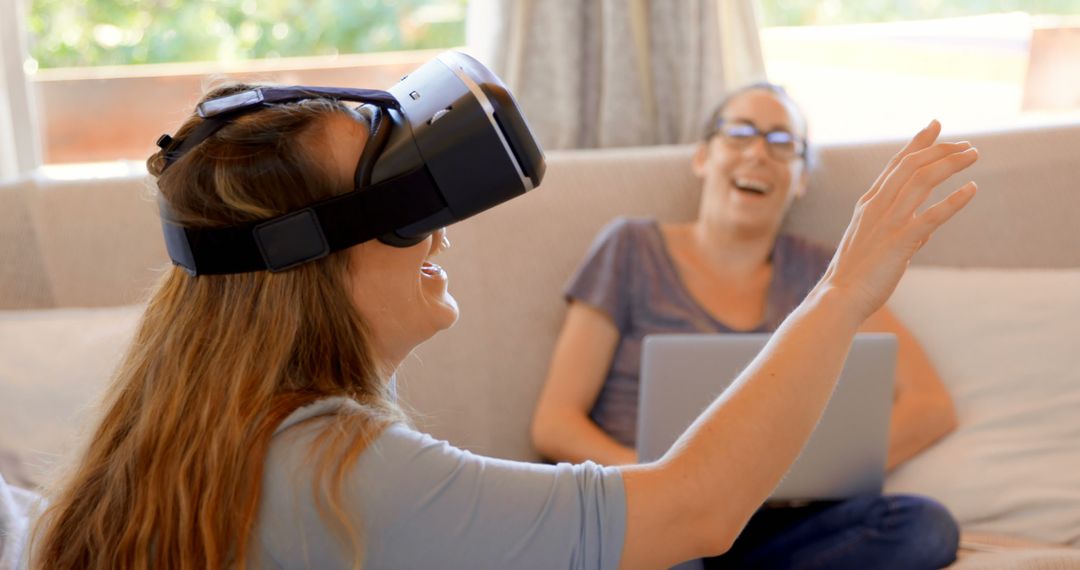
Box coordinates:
[885,267,1080,547]
[0,305,142,484]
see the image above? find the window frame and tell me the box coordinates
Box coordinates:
[29,48,445,164]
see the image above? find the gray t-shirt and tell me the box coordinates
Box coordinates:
[1,474,37,570]
[565,217,833,447]
[250,398,627,569]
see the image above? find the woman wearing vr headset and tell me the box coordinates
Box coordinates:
[29,73,977,569]
[533,84,962,569]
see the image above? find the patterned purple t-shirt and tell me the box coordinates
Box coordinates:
[565,217,834,448]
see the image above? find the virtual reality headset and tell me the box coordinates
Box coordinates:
[155,51,545,275]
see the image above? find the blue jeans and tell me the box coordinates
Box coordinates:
[703,494,959,570]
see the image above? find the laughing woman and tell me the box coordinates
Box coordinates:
[29,80,976,570]
[532,84,963,569]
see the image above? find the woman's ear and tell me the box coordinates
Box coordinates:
[692,143,709,178]
[794,167,809,199]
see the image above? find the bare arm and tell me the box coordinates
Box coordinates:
[616,122,979,569]
[532,302,637,466]
[861,306,958,470]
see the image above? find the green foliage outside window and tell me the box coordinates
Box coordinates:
[27,0,1079,69]
[759,0,1079,27]
[27,0,466,69]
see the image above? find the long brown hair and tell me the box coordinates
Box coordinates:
[30,84,402,569]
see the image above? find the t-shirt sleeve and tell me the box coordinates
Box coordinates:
[258,424,627,569]
[0,474,38,570]
[355,426,627,570]
[564,218,636,331]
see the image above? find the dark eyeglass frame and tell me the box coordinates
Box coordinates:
[710,120,807,162]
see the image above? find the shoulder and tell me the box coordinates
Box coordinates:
[574,216,660,275]
[594,216,658,246]
[567,217,660,325]
[273,396,362,436]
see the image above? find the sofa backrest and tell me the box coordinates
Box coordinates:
[2,120,1078,459]
[0,174,164,309]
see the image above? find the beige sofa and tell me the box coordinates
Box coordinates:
[2,120,1080,568]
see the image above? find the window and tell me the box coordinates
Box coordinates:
[24,0,466,165]
[758,1,1080,142]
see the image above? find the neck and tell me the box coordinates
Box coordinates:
[375,346,407,381]
[689,212,778,277]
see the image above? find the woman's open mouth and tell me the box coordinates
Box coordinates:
[420,261,446,278]
[733,177,772,196]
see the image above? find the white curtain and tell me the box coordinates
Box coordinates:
[0,0,41,181]
[467,0,765,150]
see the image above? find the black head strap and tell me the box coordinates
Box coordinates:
[161,165,447,275]
[156,116,231,170]
[156,86,401,171]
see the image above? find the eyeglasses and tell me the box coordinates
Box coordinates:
[711,120,806,162]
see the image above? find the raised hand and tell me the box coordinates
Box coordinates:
[819,120,978,323]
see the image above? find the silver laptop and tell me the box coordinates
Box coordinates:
[637,333,897,502]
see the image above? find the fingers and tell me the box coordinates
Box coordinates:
[860,120,942,205]
[903,182,978,247]
[892,119,943,168]
[886,144,978,218]
[840,121,977,264]
[883,120,943,179]
[842,122,942,258]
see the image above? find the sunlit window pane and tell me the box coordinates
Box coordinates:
[27,0,466,69]
[758,1,1080,141]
